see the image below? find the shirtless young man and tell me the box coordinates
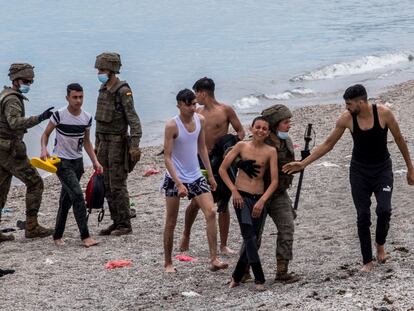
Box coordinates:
[219,116,278,290]
[283,84,414,272]
[180,77,245,255]
[162,89,228,273]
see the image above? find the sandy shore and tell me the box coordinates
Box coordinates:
[1,81,414,310]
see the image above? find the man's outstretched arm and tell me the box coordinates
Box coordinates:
[283,115,347,174]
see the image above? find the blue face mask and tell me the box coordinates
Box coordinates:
[19,84,30,93]
[277,131,289,140]
[98,74,109,84]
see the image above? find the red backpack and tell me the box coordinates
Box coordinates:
[85,172,105,223]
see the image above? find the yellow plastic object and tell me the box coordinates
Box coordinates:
[30,156,61,173]
[201,169,208,179]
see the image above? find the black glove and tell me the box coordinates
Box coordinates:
[236,159,261,178]
[38,107,54,122]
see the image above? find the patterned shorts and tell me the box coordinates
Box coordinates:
[161,174,210,199]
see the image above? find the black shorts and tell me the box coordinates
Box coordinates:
[162,174,210,200]
[198,155,232,212]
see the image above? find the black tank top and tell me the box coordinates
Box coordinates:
[351,104,390,164]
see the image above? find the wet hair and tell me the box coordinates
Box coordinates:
[343,84,367,101]
[67,83,83,96]
[251,116,269,127]
[192,77,215,97]
[176,88,196,104]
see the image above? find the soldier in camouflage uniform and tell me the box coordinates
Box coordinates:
[261,104,300,283]
[94,52,142,236]
[0,63,54,242]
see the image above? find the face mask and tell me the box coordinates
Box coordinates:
[98,74,109,84]
[19,84,30,93]
[277,131,289,140]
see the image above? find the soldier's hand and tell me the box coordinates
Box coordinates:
[282,161,304,174]
[237,159,261,178]
[252,199,265,218]
[38,107,54,122]
[232,189,243,208]
[129,148,141,162]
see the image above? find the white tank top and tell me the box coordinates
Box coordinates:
[167,114,202,183]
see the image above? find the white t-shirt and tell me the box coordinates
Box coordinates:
[50,107,92,160]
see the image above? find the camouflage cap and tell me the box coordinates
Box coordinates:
[8,63,35,81]
[261,104,292,129]
[95,52,122,74]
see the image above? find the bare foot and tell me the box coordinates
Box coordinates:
[82,237,99,248]
[210,258,229,271]
[179,235,190,252]
[164,264,177,273]
[54,239,65,246]
[220,246,237,255]
[229,279,240,288]
[361,261,374,272]
[376,243,388,263]
[255,283,266,291]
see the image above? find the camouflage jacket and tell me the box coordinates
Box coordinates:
[95,79,142,148]
[0,86,40,140]
[265,132,295,192]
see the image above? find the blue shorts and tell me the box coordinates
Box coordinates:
[162,174,210,200]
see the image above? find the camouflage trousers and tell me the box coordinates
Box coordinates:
[96,137,131,227]
[0,141,44,223]
[258,190,295,261]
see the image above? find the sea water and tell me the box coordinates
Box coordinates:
[1,0,414,157]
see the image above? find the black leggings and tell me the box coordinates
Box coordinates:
[350,158,393,264]
[232,191,265,284]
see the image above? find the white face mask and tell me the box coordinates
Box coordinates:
[277,131,289,140]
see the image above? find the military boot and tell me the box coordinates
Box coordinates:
[0,232,15,243]
[111,225,132,236]
[275,259,301,283]
[99,223,117,236]
[25,216,53,238]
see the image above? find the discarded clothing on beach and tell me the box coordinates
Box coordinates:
[105,260,133,269]
[175,254,197,262]
[143,168,160,177]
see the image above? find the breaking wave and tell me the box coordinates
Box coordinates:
[290,52,413,82]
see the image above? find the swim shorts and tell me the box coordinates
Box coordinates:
[162,174,210,200]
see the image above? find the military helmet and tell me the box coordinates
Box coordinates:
[8,63,35,81]
[261,104,292,129]
[94,52,122,74]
